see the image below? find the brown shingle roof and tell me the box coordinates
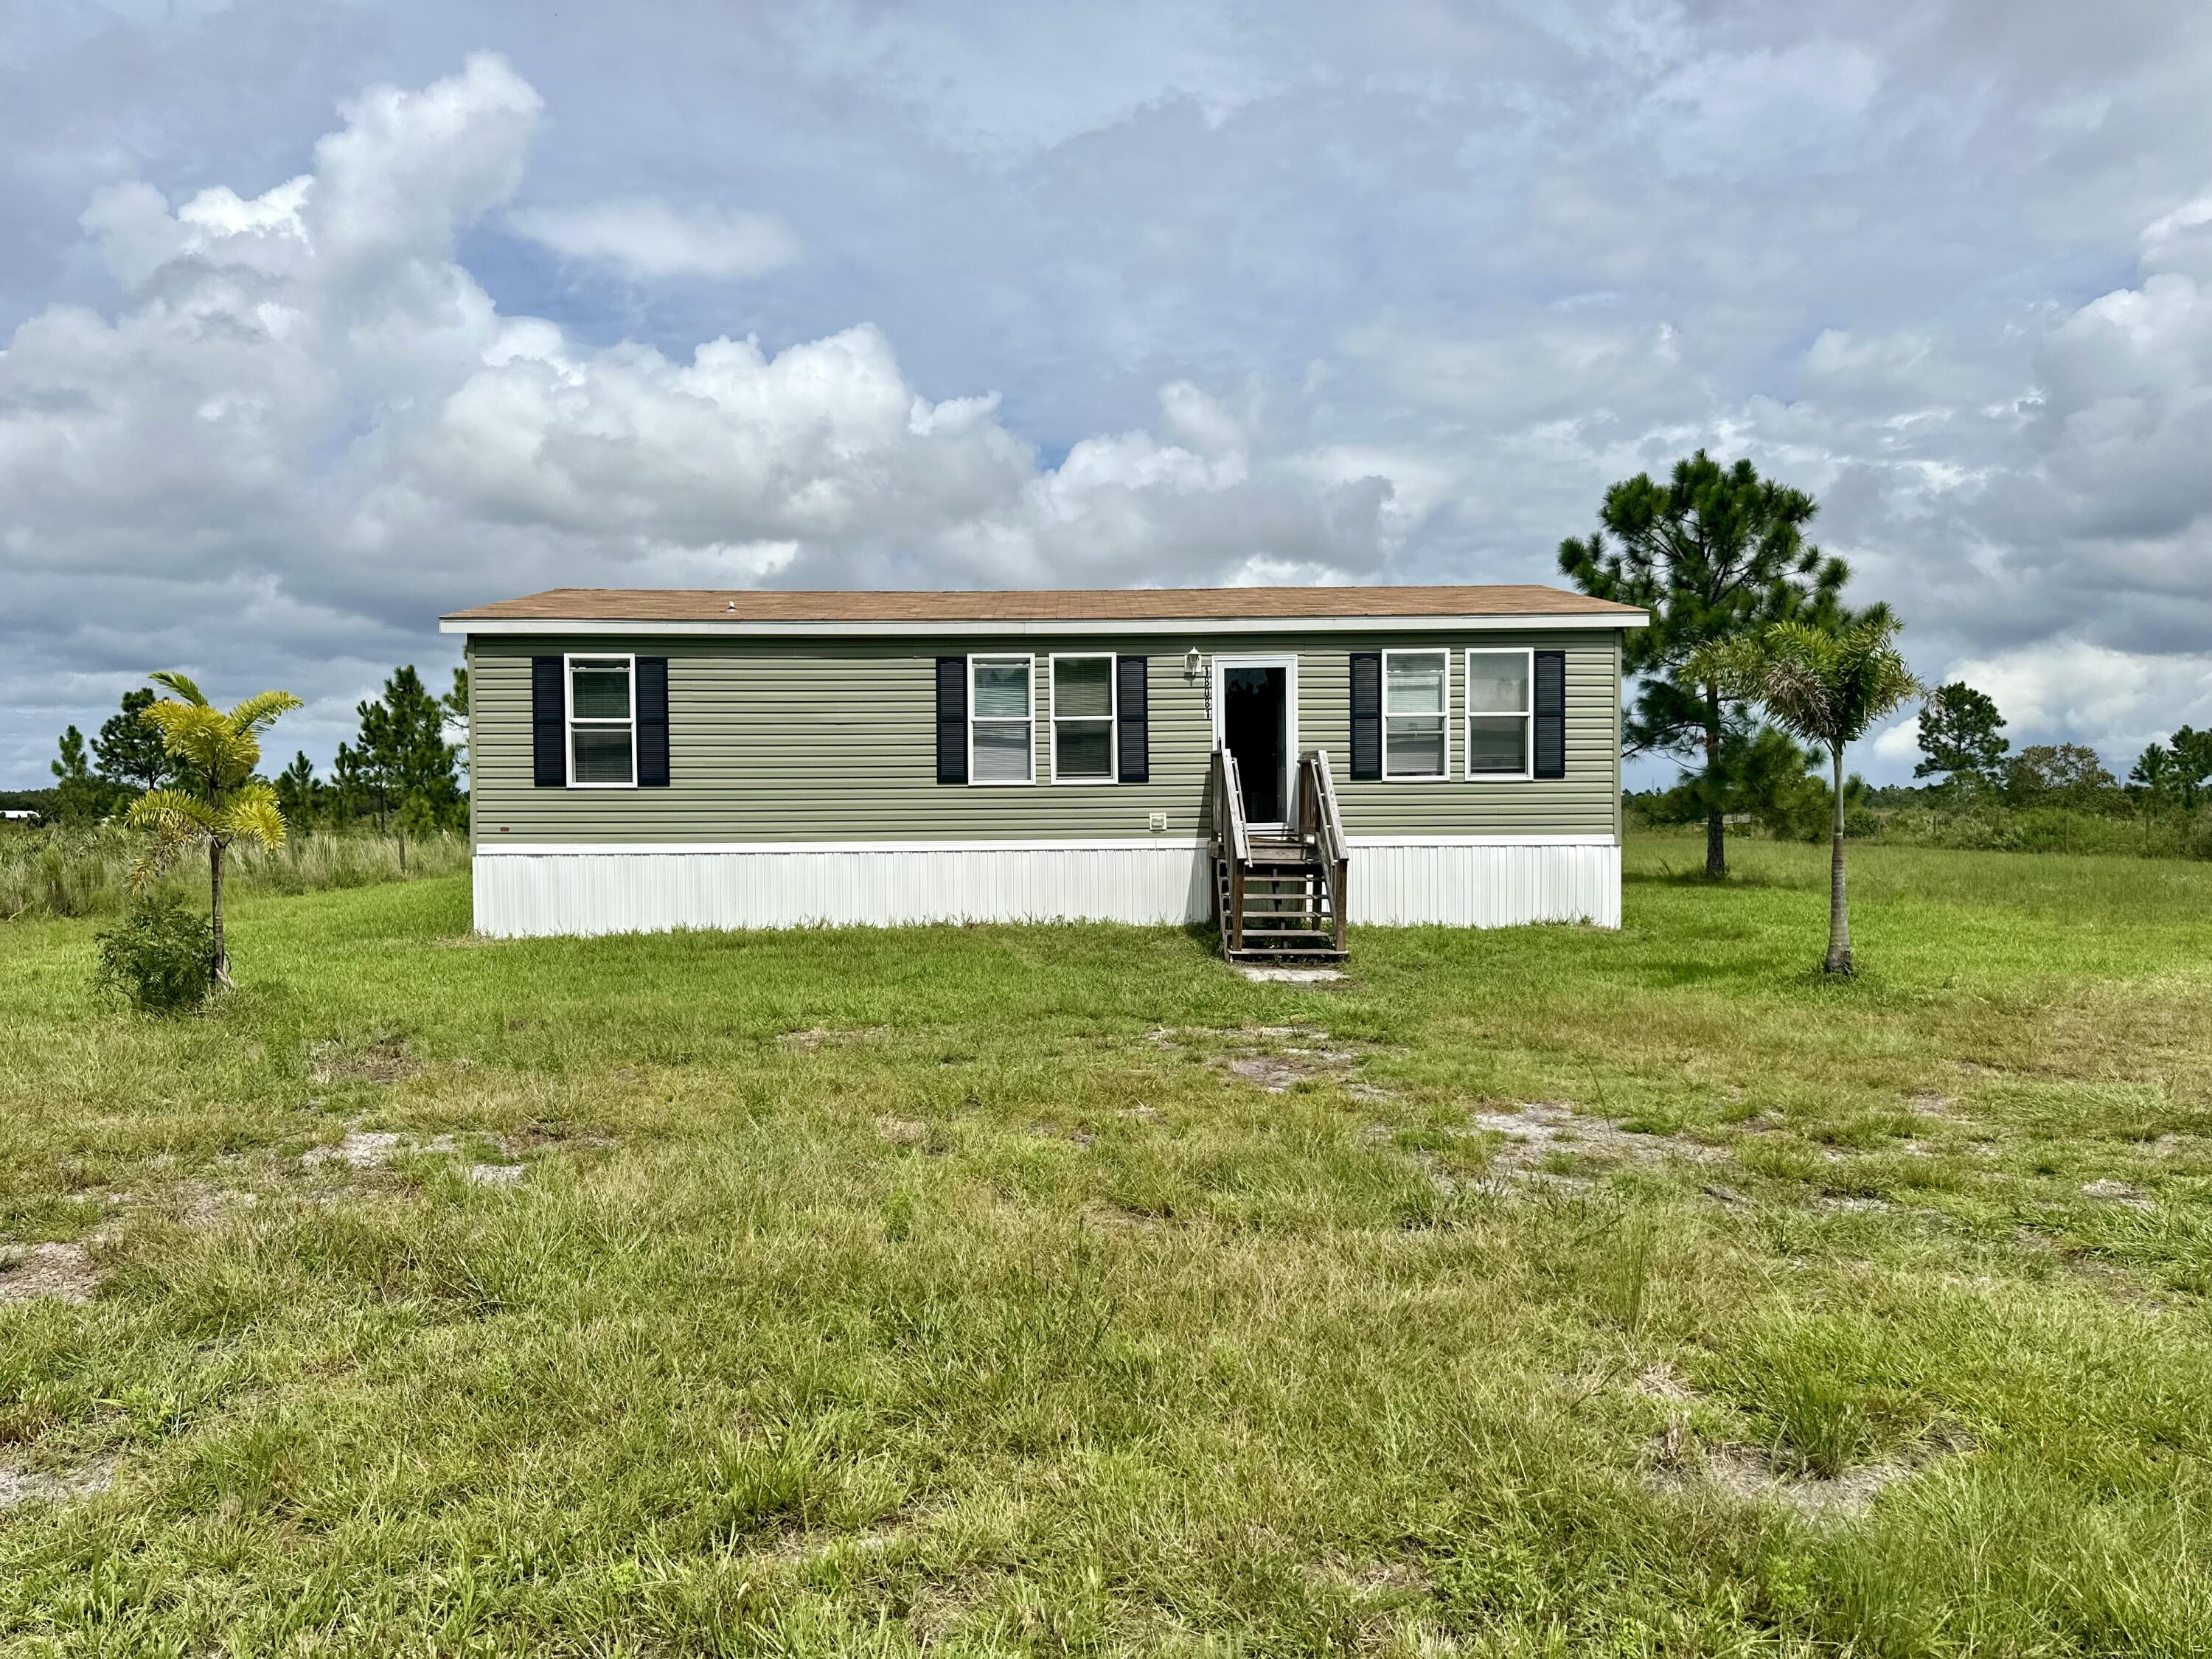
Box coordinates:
[442,584,1643,625]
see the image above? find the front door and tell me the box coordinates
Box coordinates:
[1217,660,1294,828]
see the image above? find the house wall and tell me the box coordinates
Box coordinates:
[465,630,1623,846]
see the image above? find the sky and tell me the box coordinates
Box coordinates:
[6,0,2212,788]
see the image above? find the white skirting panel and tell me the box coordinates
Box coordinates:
[470,839,1621,938]
[1349,841,1620,928]
[473,844,1214,937]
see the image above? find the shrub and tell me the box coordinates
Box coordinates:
[94,898,216,1013]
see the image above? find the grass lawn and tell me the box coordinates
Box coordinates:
[2,835,2210,1655]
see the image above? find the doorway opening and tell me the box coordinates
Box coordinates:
[1217,660,1294,828]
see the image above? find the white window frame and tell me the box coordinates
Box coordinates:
[1048,653,1118,785]
[967,653,1036,787]
[1464,647,1534,782]
[1381,648,1453,783]
[564,652,636,790]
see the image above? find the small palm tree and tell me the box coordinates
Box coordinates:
[1697,619,1922,975]
[128,672,303,987]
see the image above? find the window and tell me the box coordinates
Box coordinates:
[969,655,1034,784]
[1050,655,1116,782]
[567,655,635,787]
[1382,650,1450,779]
[1466,648,1532,778]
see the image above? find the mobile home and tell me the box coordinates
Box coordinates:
[439,584,1646,948]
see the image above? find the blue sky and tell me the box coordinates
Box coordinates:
[7,1,2212,787]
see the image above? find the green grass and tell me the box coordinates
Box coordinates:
[1,834,2210,1653]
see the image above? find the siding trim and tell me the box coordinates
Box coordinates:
[473,833,1615,855]
[445,613,1646,639]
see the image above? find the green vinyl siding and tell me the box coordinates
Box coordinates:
[465,630,1623,846]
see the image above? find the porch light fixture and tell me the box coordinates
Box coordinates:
[1185,647,1203,678]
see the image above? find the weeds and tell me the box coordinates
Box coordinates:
[0,824,467,919]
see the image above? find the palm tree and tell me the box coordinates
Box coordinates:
[1697,619,1922,975]
[127,672,303,987]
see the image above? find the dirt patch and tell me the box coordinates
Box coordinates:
[1081,1200,1169,1232]
[1909,1091,1957,1119]
[749,1520,911,1569]
[876,1116,931,1147]
[1029,1124,1096,1147]
[1635,1362,1697,1402]
[1468,1102,1730,1182]
[174,1181,261,1226]
[500,1119,617,1152]
[1302,1554,1434,1595]
[1645,1422,1907,1521]
[308,1033,419,1086]
[1699,1444,1907,1519]
[2081,1178,2154,1210]
[299,1121,600,1182]
[1144,1023,1366,1092]
[0,1452,118,1510]
[0,1242,100,1307]
[1221,1028,1360,1093]
[780,1026,891,1051]
[1236,965,1344,983]
[302,1130,461,1171]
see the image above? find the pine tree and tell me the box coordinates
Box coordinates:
[332,742,373,826]
[2128,726,2212,811]
[441,667,470,778]
[353,666,463,862]
[91,689,175,795]
[1559,451,1858,877]
[2171,726,2212,810]
[49,726,122,824]
[1914,682,2008,799]
[274,751,321,829]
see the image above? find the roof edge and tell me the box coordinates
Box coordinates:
[439,611,1646,638]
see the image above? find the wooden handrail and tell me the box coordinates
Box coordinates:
[1299,748,1346,869]
[1211,745,1251,865]
[1297,748,1349,954]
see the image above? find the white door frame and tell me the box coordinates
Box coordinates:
[1211,654,1298,830]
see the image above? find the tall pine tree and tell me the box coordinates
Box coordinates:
[1559,451,1860,877]
[353,666,463,860]
[49,726,121,824]
[1914,682,2008,799]
[91,688,174,795]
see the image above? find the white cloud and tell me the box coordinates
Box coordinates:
[1943,642,2212,760]
[0,54,1391,776]
[508,195,802,280]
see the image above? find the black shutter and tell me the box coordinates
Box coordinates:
[532,656,566,787]
[936,658,967,784]
[636,657,669,787]
[1534,650,1567,780]
[1116,656,1148,783]
[1349,653,1382,780]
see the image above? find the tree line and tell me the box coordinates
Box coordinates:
[1560,451,2209,875]
[38,665,469,844]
